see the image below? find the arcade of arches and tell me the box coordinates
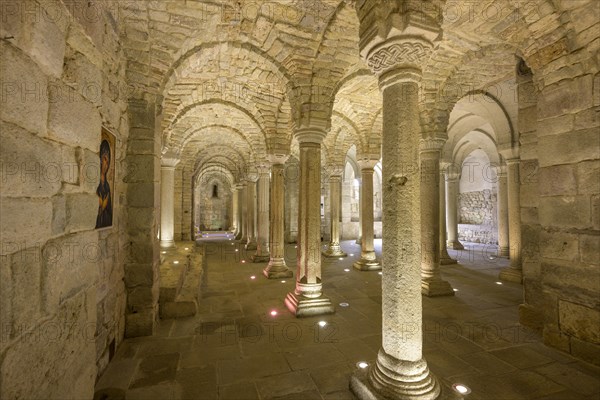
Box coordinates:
[1,0,599,399]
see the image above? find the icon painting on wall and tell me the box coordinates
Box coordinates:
[95,127,115,229]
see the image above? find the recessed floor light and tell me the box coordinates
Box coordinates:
[357,361,368,369]
[235,249,239,252]
[270,310,278,316]
[378,272,382,275]
[241,260,246,263]
[250,275,256,280]
[452,383,471,395]
[161,251,166,254]
[495,281,503,285]
[344,268,350,272]
[339,302,349,307]
[338,257,344,260]
[453,288,459,292]
[318,321,327,327]
[281,280,286,283]
[349,254,354,256]
[173,261,179,264]
[184,247,189,250]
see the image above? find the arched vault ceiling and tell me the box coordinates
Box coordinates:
[165,103,266,160]
[119,0,589,152]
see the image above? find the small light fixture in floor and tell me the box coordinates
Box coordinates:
[318,321,327,327]
[338,257,344,260]
[161,251,166,254]
[184,247,189,250]
[344,268,350,272]
[241,260,246,263]
[280,280,286,283]
[453,288,459,292]
[489,256,496,260]
[250,275,256,280]
[357,361,368,369]
[378,272,382,275]
[294,245,297,248]
[270,310,278,316]
[495,281,503,285]
[452,383,471,395]
[349,254,354,256]
[235,249,239,252]
[173,261,179,264]
[339,302,349,307]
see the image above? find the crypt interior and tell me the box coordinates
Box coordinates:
[0,0,599,399]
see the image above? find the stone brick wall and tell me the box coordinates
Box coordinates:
[195,177,232,231]
[458,190,498,244]
[0,1,129,397]
[518,4,600,365]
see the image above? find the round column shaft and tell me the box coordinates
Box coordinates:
[285,129,334,317]
[253,165,271,262]
[245,181,257,250]
[497,167,510,257]
[445,172,464,250]
[499,158,522,282]
[231,186,239,235]
[264,157,293,278]
[439,167,457,264]
[160,157,179,248]
[354,160,380,270]
[420,140,454,297]
[323,174,347,258]
[238,183,248,242]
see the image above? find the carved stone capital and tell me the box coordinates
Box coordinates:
[357,158,379,171]
[295,126,327,144]
[419,138,446,153]
[267,154,290,165]
[161,157,180,168]
[498,146,520,161]
[366,37,434,77]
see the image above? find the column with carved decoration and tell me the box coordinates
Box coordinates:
[351,2,443,398]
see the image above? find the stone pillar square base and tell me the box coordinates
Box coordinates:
[322,247,348,258]
[440,257,457,265]
[499,267,523,283]
[251,254,270,263]
[263,266,293,279]
[350,367,462,400]
[422,278,455,297]
[353,259,381,271]
[245,241,257,251]
[498,247,510,258]
[285,292,334,317]
[160,240,175,248]
[447,240,464,250]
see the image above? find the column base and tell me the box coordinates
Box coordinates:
[322,245,347,258]
[263,260,293,279]
[498,247,510,258]
[350,351,444,400]
[355,237,362,245]
[499,267,523,283]
[353,259,381,271]
[447,240,464,250]
[160,240,175,248]
[440,249,457,265]
[284,292,334,317]
[251,253,270,263]
[350,366,461,400]
[245,240,257,251]
[421,278,455,297]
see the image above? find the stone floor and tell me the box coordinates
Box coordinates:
[95,236,600,400]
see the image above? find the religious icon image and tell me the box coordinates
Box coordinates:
[95,127,115,229]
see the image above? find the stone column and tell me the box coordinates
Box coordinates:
[439,166,457,265]
[497,165,510,257]
[356,176,362,244]
[499,156,522,282]
[350,3,442,397]
[446,171,464,250]
[231,185,239,235]
[245,180,257,250]
[323,172,347,257]
[264,155,293,278]
[237,183,247,242]
[253,163,271,262]
[285,127,334,317]
[160,157,179,248]
[420,139,454,296]
[354,159,380,270]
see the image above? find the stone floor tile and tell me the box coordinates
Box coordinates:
[218,381,260,400]
[255,370,318,399]
[175,367,218,400]
[490,345,555,369]
[283,343,347,371]
[456,351,517,376]
[321,389,358,400]
[216,354,291,385]
[534,362,600,396]
[309,363,353,394]
[129,353,180,389]
[126,382,177,400]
